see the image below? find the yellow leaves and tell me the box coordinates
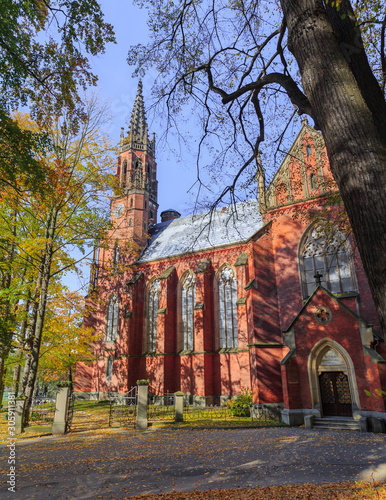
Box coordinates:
[127,481,386,499]
[13,112,40,134]
[364,388,386,400]
[38,288,98,381]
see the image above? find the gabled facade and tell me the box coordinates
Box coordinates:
[75,84,386,422]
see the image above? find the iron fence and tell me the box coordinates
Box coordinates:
[147,388,175,422]
[29,396,56,425]
[183,404,232,421]
[109,387,137,427]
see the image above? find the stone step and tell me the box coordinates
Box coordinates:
[314,418,358,424]
[313,424,360,431]
[313,418,360,431]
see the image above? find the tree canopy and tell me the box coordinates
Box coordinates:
[128,0,386,333]
[0,0,115,188]
[0,103,116,410]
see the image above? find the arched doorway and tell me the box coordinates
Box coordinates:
[308,339,360,417]
[319,369,352,416]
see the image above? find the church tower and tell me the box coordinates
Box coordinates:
[111,81,158,248]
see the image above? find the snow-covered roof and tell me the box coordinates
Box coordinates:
[139,198,263,263]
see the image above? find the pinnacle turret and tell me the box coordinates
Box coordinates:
[120,81,155,157]
[128,80,148,140]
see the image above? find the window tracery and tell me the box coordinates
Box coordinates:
[147,279,161,352]
[300,224,356,297]
[122,160,127,188]
[106,355,113,380]
[218,266,238,349]
[106,295,119,342]
[181,272,196,350]
[133,159,143,187]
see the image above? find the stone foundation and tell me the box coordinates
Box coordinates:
[281,408,320,426]
[250,403,284,420]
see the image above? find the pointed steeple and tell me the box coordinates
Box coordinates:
[120,81,155,157]
[128,80,148,140]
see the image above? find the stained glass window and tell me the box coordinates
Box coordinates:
[106,296,119,342]
[147,279,160,352]
[300,224,355,297]
[181,272,196,350]
[218,266,238,348]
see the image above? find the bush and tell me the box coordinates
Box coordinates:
[227,388,252,417]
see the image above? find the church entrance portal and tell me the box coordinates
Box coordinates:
[319,371,352,416]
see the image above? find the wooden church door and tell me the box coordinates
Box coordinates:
[319,372,352,417]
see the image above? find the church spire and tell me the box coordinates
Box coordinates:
[128,80,147,140]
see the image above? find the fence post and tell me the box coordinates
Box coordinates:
[15,398,26,435]
[52,382,72,435]
[174,392,184,422]
[136,380,149,431]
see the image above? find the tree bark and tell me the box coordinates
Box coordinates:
[281,0,386,333]
[20,286,42,397]
[13,297,31,397]
[23,207,57,423]
[0,358,5,408]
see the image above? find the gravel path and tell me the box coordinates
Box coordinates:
[0,426,385,499]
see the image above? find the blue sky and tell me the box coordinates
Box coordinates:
[62,1,304,293]
[63,0,202,293]
[90,0,200,216]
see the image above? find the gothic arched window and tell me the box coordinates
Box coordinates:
[113,243,119,272]
[309,172,318,191]
[300,224,356,298]
[217,266,238,349]
[106,295,119,342]
[106,355,113,380]
[147,279,160,352]
[134,159,143,187]
[181,272,196,351]
[122,160,127,188]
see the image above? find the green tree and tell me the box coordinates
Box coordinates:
[35,289,99,383]
[0,102,115,417]
[0,0,115,188]
[129,0,386,333]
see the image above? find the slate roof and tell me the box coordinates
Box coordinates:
[139,198,263,262]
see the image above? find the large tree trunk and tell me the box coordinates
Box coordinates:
[13,297,31,397]
[0,357,6,408]
[20,285,41,397]
[23,208,57,424]
[281,0,386,334]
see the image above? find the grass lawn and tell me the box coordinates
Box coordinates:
[149,419,286,429]
[0,400,285,439]
[73,399,111,417]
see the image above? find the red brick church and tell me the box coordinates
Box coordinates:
[75,81,386,424]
